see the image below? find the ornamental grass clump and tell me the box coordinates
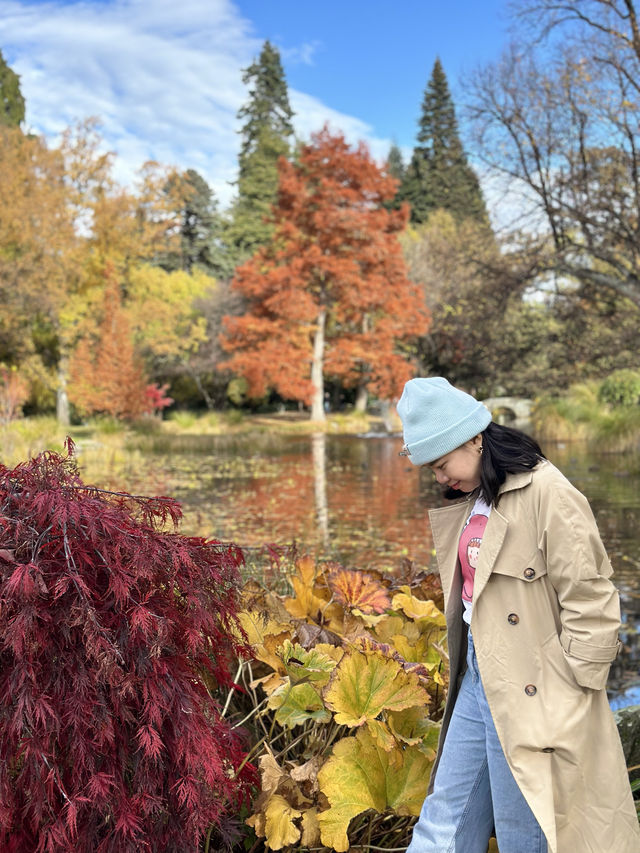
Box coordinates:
[234,555,448,852]
[0,441,253,853]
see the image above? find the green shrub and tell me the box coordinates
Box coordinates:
[168,410,198,429]
[598,369,640,408]
[90,416,124,435]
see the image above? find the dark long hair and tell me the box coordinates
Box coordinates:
[480,421,545,505]
[444,422,545,506]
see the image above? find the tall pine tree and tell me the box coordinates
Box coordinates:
[401,59,487,225]
[385,143,405,211]
[160,169,231,279]
[227,41,294,261]
[0,48,25,129]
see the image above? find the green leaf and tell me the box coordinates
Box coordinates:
[268,681,331,729]
[278,639,338,685]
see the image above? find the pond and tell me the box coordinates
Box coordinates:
[75,429,640,708]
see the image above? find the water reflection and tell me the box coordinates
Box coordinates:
[312,432,329,548]
[79,431,640,705]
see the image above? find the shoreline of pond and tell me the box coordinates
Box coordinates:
[1,421,638,706]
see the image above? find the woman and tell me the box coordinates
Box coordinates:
[397,377,639,853]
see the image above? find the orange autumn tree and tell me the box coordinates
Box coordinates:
[69,265,150,419]
[221,126,430,419]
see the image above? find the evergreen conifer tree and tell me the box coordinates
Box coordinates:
[0,48,25,128]
[385,143,406,210]
[401,58,487,225]
[161,168,231,279]
[387,143,405,183]
[227,41,294,261]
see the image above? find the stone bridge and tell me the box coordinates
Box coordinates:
[482,397,533,422]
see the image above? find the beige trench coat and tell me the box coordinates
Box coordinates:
[428,460,640,853]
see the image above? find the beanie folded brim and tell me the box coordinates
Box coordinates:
[404,406,491,465]
[397,377,492,466]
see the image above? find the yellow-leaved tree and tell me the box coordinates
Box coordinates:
[125,263,214,390]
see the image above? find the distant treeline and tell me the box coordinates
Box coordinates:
[1,3,640,425]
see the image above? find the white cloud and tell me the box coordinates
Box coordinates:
[280,40,321,66]
[0,0,396,207]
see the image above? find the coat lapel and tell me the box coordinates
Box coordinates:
[428,500,470,614]
[428,470,535,612]
[472,508,508,603]
[470,470,534,603]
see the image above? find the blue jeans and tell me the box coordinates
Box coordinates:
[407,631,548,853]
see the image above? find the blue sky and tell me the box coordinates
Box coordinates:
[237,0,510,148]
[0,0,511,208]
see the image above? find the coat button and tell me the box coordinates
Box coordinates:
[523,567,536,579]
[524,684,537,696]
[542,747,555,753]
[507,613,519,625]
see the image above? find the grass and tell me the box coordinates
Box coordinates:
[0,407,395,469]
[532,382,640,451]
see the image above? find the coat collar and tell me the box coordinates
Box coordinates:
[497,466,537,495]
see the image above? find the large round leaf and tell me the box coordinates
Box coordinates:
[323,646,429,726]
[317,727,432,851]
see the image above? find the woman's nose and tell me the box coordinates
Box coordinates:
[434,470,448,485]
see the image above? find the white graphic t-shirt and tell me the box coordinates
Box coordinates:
[458,495,491,625]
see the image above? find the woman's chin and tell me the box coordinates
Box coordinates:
[443,486,468,500]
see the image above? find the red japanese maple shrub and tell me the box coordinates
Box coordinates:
[0,442,253,852]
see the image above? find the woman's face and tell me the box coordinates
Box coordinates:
[425,436,482,494]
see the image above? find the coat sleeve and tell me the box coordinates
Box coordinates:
[535,471,621,690]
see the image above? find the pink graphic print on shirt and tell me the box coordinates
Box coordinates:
[458,513,488,604]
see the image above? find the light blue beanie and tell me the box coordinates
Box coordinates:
[397,377,491,465]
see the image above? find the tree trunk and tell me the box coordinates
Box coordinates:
[56,356,70,426]
[354,384,368,413]
[310,308,326,421]
[184,362,214,410]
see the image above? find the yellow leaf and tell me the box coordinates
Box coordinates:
[237,610,292,672]
[323,646,430,726]
[246,810,266,837]
[249,672,287,696]
[284,578,330,621]
[241,579,295,623]
[295,554,317,586]
[264,793,301,850]
[371,614,406,643]
[314,642,346,663]
[252,749,312,815]
[388,707,441,759]
[317,728,433,851]
[366,719,398,752]
[392,591,446,626]
[391,633,432,664]
[351,607,387,627]
[257,749,286,799]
